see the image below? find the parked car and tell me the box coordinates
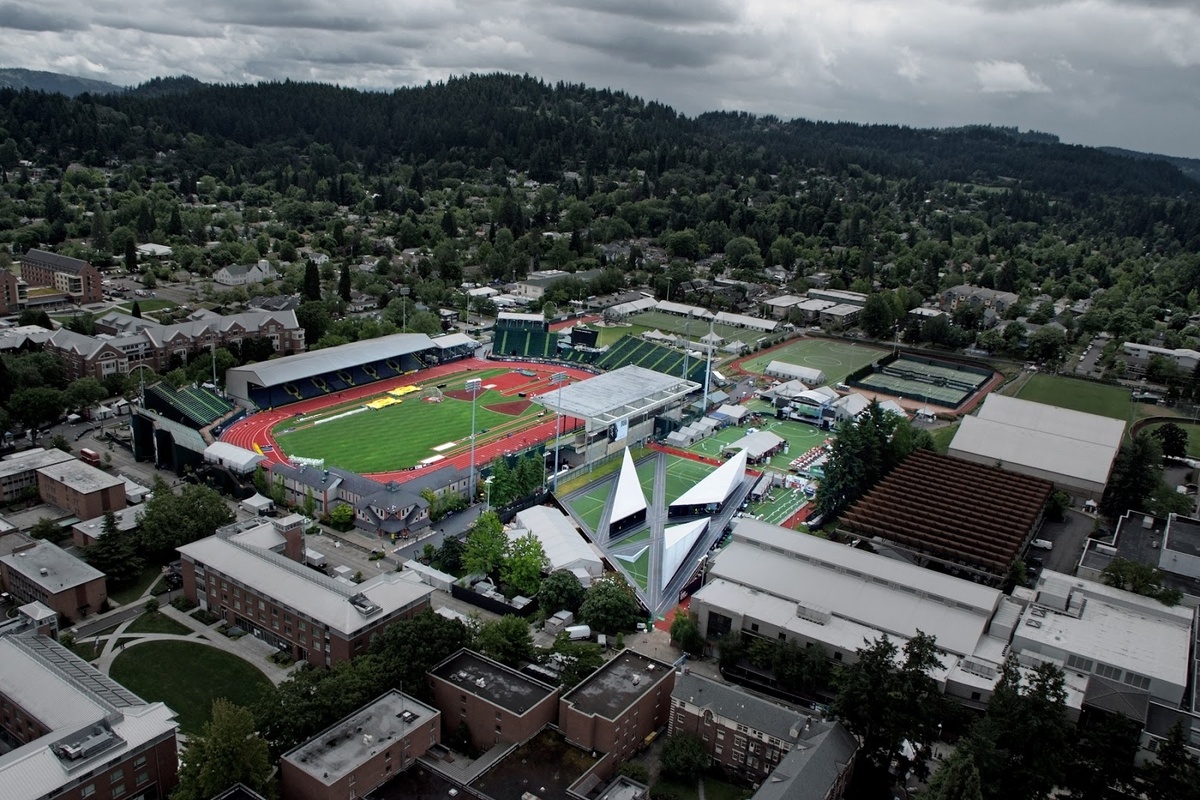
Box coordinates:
[1030,539,1054,551]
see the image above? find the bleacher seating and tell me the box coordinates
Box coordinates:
[593,335,707,383]
[144,382,235,428]
[337,370,356,387]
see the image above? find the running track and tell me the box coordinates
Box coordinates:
[220,358,595,485]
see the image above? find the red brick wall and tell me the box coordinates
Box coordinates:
[429,675,558,750]
[559,669,675,765]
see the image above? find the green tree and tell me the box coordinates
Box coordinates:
[547,632,605,687]
[407,310,443,335]
[303,259,321,301]
[1064,708,1141,800]
[296,301,331,344]
[137,478,235,560]
[539,569,585,615]
[473,615,535,667]
[434,536,465,573]
[661,732,709,781]
[329,504,355,530]
[173,699,271,800]
[125,238,138,272]
[29,517,66,542]
[1101,557,1182,606]
[578,575,642,634]
[131,300,142,318]
[464,512,507,576]
[502,533,548,596]
[833,632,947,776]
[1100,431,1163,518]
[65,377,107,412]
[338,263,351,301]
[860,293,896,339]
[1142,720,1200,800]
[669,610,705,655]
[921,747,983,800]
[84,511,146,586]
[9,387,67,428]
[1152,422,1189,459]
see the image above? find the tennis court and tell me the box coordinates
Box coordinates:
[851,355,989,408]
[740,338,886,385]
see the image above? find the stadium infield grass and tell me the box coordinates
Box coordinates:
[1013,374,1134,421]
[738,338,887,386]
[273,371,544,473]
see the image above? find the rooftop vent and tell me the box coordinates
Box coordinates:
[475,677,486,688]
[40,567,49,576]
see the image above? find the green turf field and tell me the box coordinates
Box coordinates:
[570,484,611,531]
[1014,374,1134,421]
[739,338,887,386]
[686,418,831,472]
[566,454,714,536]
[273,369,542,472]
[614,545,650,590]
[749,486,810,526]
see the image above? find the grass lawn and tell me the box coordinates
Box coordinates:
[638,455,714,504]
[108,565,164,606]
[117,299,177,314]
[1014,374,1134,420]
[739,338,887,386]
[274,369,543,472]
[125,610,192,636]
[1143,421,1200,458]
[930,422,960,454]
[110,641,272,734]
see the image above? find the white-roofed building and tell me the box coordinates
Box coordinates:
[610,448,648,535]
[537,366,699,466]
[948,394,1126,501]
[714,311,777,332]
[721,430,785,463]
[178,515,433,666]
[71,505,143,547]
[203,441,265,475]
[511,506,603,582]
[765,360,827,386]
[605,296,658,318]
[670,449,748,517]
[0,631,180,800]
[831,392,872,421]
[657,300,712,319]
[761,295,806,319]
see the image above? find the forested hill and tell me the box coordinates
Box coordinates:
[0,72,1195,202]
[0,68,124,97]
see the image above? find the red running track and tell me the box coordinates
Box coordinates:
[220,358,595,485]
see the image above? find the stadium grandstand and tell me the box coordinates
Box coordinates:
[593,334,709,384]
[491,312,559,360]
[143,382,234,428]
[224,332,475,408]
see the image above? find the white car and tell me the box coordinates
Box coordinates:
[1030,539,1054,551]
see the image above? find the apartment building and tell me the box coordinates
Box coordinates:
[35,460,127,521]
[0,534,107,622]
[0,630,178,800]
[0,448,76,503]
[0,268,28,315]
[428,650,560,750]
[177,516,433,666]
[18,249,103,306]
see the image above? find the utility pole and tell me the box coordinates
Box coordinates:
[466,378,482,501]
[550,372,568,492]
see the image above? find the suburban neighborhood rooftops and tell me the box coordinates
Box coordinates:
[282,690,438,784]
[561,650,673,718]
[430,650,557,714]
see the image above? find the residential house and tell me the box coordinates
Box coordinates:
[213,260,278,287]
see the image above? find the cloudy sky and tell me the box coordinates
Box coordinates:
[4,0,1200,157]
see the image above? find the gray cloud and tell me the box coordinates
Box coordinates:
[0,0,1197,157]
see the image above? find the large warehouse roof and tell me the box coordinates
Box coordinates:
[511,506,602,577]
[225,332,435,389]
[840,449,1054,575]
[537,365,699,423]
[949,394,1125,488]
[707,518,1002,656]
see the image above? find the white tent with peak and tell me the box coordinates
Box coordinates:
[662,518,709,586]
[670,449,748,516]
[610,448,648,531]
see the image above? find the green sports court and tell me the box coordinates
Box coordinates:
[739,338,887,386]
[566,453,716,534]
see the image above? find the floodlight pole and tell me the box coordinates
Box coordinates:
[550,372,568,493]
[703,318,714,412]
[467,378,482,501]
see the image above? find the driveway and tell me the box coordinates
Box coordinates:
[1032,508,1095,575]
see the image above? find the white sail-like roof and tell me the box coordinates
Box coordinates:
[671,449,747,509]
[662,518,708,586]
[611,448,648,524]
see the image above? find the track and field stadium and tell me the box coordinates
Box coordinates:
[220,332,593,483]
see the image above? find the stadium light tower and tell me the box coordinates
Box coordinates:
[549,372,568,492]
[466,377,482,501]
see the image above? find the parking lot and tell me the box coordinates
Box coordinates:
[1030,508,1096,576]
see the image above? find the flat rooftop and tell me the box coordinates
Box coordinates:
[1165,515,1200,558]
[537,366,698,423]
[0,448,74,479]
[283,691,438,785]
[430,650,557,715]
[469,729,599,800]
[561,650,673,719]
[35,460,125,493]
[840,449,1053,575]
[0,540,105,592]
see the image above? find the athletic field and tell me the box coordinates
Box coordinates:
[687,416,831,472]
[748,487,810,526]
[739,338,887,386]
[613,544,650,590]
[272,368,545,473]
[1143,421,1200,458]
[566,454,715,537]
[597,310,762,348]
[1014,374,1133,421]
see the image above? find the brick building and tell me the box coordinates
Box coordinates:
[177,516,434,667]
[0,448,75,503]
[281,690,439,800]
[46,308,304,381]
[18,249,103,306]
[35,460,127,521]
[0,631,178,800]
[670,672,857,798]
[428,650,560,750]
[0,268,28,315]
[0,533,107,622]
[558,650,675,767]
